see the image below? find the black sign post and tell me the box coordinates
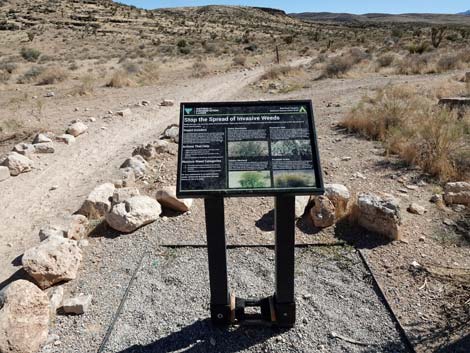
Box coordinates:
[177,100,324,328]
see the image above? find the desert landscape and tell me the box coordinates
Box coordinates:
[0,1,469,353]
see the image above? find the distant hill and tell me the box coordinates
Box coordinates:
[291,12,470,25]
[459,10,470,15]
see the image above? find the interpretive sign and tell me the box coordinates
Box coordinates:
[177,100,323,197]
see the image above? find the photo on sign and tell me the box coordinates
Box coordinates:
[228,141,269,158]
[273,170,315,188]
[229,171,272,189]
[271,140,313,159]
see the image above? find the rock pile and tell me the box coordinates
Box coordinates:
[443,182,470,206]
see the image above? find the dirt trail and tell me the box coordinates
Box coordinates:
[0,67,265,283]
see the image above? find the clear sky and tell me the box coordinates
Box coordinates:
[118,0,469,14]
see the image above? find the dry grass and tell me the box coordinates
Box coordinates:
[191,60,209,78]
[106,70,134,88]
[70,74,95,96]
[232,55,247,66]
[260,65,301,80]
[37,67,68,85]
[341,85,470,181]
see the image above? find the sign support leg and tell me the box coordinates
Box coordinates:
[274,195,296,327]
[204,197,231,326]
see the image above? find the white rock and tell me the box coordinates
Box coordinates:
[61,294,92,315]
[430,194,443,203]
[106,196,161,233]
[46,285,64,315]
[156,186,192,212]
[12,142,35,157]
[324,184,351,217]
[0,280,50,353]
[161,124,179,143]
[407,203,426,215]
[0,152,33,176]
[355,193,402,240]
[44,91,55,97]
[66,214,89,240]
[310,195,336,228]
[117,108,132,118]
[444,182,470,206]
[161,99,175,106]
[120,155,148,178]
[38,226,66,241]
[79,183,115,219]
[56,134,76,144]
[0,166,10,182]
[295,196,310,218]
[410,260,421,269]
[112,187,140,204]
[32,133,52,144]
[66,122,88,137]
[114,167,136,188]
[341,156,352,161]
[34,142,55,154]
[22,235,82,289]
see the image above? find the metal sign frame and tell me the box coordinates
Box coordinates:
[176,100,324,198]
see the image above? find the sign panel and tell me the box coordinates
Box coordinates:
[177,100,323,197]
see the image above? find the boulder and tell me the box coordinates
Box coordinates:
[113,167,135,188]
[12,143,35,157]
[46,285,64,315]
[0,280,50,353]
[156,187,192,212]
[324,184,351,217]
[0,166,10,182]
[61,295,92,315]
[112,187,140,204]
[407,203,426,215]
[0,152,33,176]
[161,124,179,143]
[132,140,169,161]
[22,236,82,289]
[116,108,132,118]
[310,196,336,228]
[32,133,52,144]
[78,183,115,219]
[106,196,161,233]
[295,196,310,218]
[66,215,89,240]
[56,134,76,145]
[120,155,148,178]
[444,182,470,206]
[38,227,66,241]
[355,193,402,240]
[66,122,88,137]
[33,142,55,154]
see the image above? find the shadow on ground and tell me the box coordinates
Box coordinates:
[333,218,392,249]
[115,319,282,353]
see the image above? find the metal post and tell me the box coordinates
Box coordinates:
[274,195,296,327]
[275,45,280,64]
[204,197,231,326]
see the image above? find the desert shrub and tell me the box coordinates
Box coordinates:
[396,54,433,75]
[136,61,159,85]
[37,67,68,85]
[239,172,269,188]
[407,42,430,55]
[203,42,218,54]
[457,49,470,63]
[260,65,299,80]
[20,47,41,62]
[70,74,95,96]
[191,60,209,78]
[106,70,134,88]
[341,85,470,180]
[348,47,369,64]
[323,56,354,78]
[233,55,247,66]
[121,60,140,74]
[17,66,44,84]
[376,53,395,68]
[0,70,10,83]
[0,61,17,73]
[177,39,187,48]
[436,54,460,72]
[179,46,191,55]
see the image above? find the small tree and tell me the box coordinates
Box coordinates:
[431,27,446,48]
[27,32,35,42]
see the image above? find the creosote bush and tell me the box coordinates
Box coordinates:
[260,65,300,80]
[232,55,247,66]
[191,60,209,78]
[37,67,68,85]
[17,66,44,84]
[323,56,354,78]
[20,47,41,62]
[341,85,470,180]
[106,70,134,88]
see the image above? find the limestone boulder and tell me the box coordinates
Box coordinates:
[22,236,82,289]
[324,183,351,217]
[0,152,33,176]
[161,124,179,143]
[112,187,140,204]
[120,155,148,178]
[32,133,52,144]
[106,196,161,233]
[66,215,89,240]
[66,122,88,137]
[0,280,50,353]
[407,203,426,215]
[113,167,135,188]
[355,193,402,240]
[33,142,55,154]
[444,182,470,206]
[38,227,66,241]
[310,196,336,228]
[56,134,75,145]
[0,166,10,182]
[295,196,310,218]
[156,187,192,212]
[78,183,115,219]
[12,143,35,157]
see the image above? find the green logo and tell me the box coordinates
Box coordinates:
[185,108,193,115]
[299,106,307,113]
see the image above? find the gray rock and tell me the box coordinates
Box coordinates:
[407,203,426,215]
[160,99,175,106]
[324,183,351,218]
[444,182,470,206]
[56,134,76,145]
[66,122,88,137]
[114,167,136,188]
[0,166,10,182]
[0,280,50,353]
[61,294,92,315]
[120,155,148,178]
[0,152,33,176]
[117,108,132,118]
[66,214,89,240]
[12,142,35,157]
[46,285,64,315]
[79,183,115,219]
[430,194,443,203]
[32,133,52,144]
[161,124,179,143]
[38,226,66,241]
[112,187,140,204]
[132,140,169,161]
[22,235,82,289]
[106,196,161,233]
[33,142,55,154]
